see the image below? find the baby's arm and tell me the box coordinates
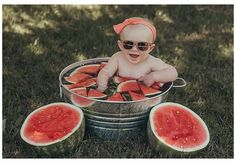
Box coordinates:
[97,53,119,92]
[139,58,178,86]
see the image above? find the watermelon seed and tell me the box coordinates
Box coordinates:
[175,127,179,131]
[176,111,180,114]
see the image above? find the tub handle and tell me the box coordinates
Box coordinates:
[173,77,186,88]
[59,84,63,98]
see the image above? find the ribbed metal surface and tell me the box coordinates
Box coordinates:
[59,58,172,140]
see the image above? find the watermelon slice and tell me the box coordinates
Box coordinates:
[65,72,92,84]
[88,89,107,99]
[64,78,96,89]
[98,62,108,70]
[151,82,164,89]
[75,64,101,75]
[139,84,162,96]
[107,93,124,101]
[20,103,85,156]
[113,76,134,84]
[117,80,140,92]
[148,102,210,153]
[128,91,147,101]
[71,87,95,107]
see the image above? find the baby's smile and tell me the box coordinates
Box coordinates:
[129,53,140,58]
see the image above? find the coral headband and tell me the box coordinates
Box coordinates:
[113,17,157,43]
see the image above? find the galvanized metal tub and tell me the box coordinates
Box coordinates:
[59,58,186,140]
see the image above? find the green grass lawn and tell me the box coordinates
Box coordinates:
[2,5,233,158]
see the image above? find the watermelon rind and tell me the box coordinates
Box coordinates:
[20,102,85,157]
[147,102,210,153]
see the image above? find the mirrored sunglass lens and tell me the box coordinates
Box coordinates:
[138,42,148,51]
[123,41,133,49]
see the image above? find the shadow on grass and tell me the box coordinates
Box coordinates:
[3,5,233,158]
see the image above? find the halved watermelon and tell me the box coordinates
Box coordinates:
[75,64,101,75]
[71,87,95,107]
[139,84,162,96]
[107,92,124,101]
[147,102,210,153]
[65,72,92,84]
[20,103,85,156]
[128,91,147,101]
[117,80,140,92]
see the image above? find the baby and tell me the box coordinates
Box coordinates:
[97,17,178,92]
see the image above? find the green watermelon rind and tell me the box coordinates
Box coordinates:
[147,102,210,153]
[20,102,85,156]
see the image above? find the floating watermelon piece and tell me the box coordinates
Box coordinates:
[75,64,101,75]
[117,80,140,92]
[20,103,85,156]
[107,92,124,101]
[147,102,210,153]
[113,76,134,84]
[128,91,147,101]
[64,78,96,89]
[139,84,162,96]
[99,62,108,70]
[65,72,92,84]
[88,89,107,99]
[151,82,164,89]
[71,87,95,107]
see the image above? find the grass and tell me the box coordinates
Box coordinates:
[2,5,233,158]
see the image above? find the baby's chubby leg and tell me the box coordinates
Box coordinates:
[96,70,111,92]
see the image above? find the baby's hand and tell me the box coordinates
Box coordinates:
[97,85,107,92]
[138,72,156,87]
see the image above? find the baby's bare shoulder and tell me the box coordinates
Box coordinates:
[149,55,165,64]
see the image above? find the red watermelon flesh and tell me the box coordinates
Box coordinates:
[71,87,95,107]
[128,91,147,101]
[153,104,207,149]
[65,72,92,84]
[88,89,107,99]
[99,62,108,70]
[107,93,124,101]
[139,84,162,96]
[64,78,96,89]
[24,104,80,143]
[76,64,101,74]
[151,82,164,89]
[117,80,140,92]
[114,76,134,84]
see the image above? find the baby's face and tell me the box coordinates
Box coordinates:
[118,24,155,64]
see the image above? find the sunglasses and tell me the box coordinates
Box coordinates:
[120,40,153,51]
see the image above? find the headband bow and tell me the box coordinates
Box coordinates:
[113,17,157,42]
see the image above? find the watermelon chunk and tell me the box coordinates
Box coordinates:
[71,87,95,107]
[65,72,92,84]
[128,91,147,101]
[113,76,134,84]
[139,84,162,96]
[148,102,210,153]
[75,64,101,75]
[107,93,124,101]
[64,78,96,89]
[20,103,85,156]
[98,62,108,70]
[117,80,140,92]
[88,89,107,99]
